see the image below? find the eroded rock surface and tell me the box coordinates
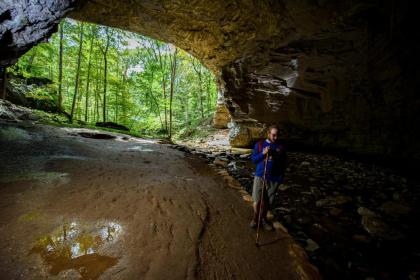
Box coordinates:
[0,0,75,65]
[1,0,419,160]
[0,122,319,279]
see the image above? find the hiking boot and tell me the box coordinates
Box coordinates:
[262,219,274,231]
[249,219,257,228]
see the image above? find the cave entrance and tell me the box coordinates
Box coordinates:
[7,18,220,140]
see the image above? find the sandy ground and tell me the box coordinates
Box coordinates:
[0,121,319,280]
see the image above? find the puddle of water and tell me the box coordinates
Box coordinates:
[0,127,31,141]
[130,138,158,144]
[127,146,154,152]
[48,155,90,161]
[31,220,122,279]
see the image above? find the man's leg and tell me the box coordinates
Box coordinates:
[267,181,281,209]
[250,176,261,227]
[251,176,273,230]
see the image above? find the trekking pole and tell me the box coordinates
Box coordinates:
[255,154,269,247]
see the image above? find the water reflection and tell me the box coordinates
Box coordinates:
[31,220,122,279]
[127,145,154,152]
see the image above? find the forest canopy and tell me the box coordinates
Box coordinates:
[11,18,218,138]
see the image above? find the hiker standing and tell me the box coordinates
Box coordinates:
[249,125,287,231]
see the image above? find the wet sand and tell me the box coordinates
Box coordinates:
[0,122,319,279]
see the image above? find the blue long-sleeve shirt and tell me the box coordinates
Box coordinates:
[251,139,287,183]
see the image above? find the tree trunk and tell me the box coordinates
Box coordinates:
[114,52,120,123]
[84,30,94,123]
[169,47,178,139]
[57,22,64,112]
[156,43,168,132]
[191,59,204,119]
[206,73,211,113]
[76,77,84,120]
[114,87,118,123]
[121,61,128,124]
[103,54,108,122]
[95,56,102,122]
[198,69,204,119]
[185,93,189,128]
[163,75,167,131]
[101,27,112,123]
[70,23,84,123]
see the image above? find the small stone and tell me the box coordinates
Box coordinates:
[227,161,237,170]
[352,234,371,243]
[213,158,228,167]
[239,153,251,158]
[230,147,253,154]
[275,207,291,213]
[360,214,405,240]
[279,184,290,191]
[316,195,352,207]
[217,170,229,176]
[272,221,288,233]
[329,207,342,216]
[305,239,320,252]
[242,194,253,202]
[380,201,411,217]
[409,272,420,280]
[357,207,377,217]
[310,187,321,197]
[393,192,401,200]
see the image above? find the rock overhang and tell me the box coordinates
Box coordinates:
[1,0,418,160]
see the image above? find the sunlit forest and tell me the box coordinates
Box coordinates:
[10,19,218,138]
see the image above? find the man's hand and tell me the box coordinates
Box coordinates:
[263,146,270,155]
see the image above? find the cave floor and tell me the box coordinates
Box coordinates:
[0,121,317,280]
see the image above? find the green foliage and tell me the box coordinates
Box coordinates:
[13,18,218,137]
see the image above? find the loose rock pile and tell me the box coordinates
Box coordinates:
[171,142,420,280]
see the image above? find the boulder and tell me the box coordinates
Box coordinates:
[315,195,352,208]
[379,201,411,218]
[357,207,405,241]
[213,157,228,167]
[228,122,265,148]
[213,103,230,129]
[228,123,252,148]
[305,239,320,252]
[360,214,405,241]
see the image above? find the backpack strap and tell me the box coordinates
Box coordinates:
[258,139,264,153]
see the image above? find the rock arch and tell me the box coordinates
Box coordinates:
[1,0,418,161]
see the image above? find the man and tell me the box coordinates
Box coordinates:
[250,125,287,231]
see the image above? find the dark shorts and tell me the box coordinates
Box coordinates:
[251,176,281,205]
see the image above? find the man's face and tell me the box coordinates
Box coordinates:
[268,128,279,143]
